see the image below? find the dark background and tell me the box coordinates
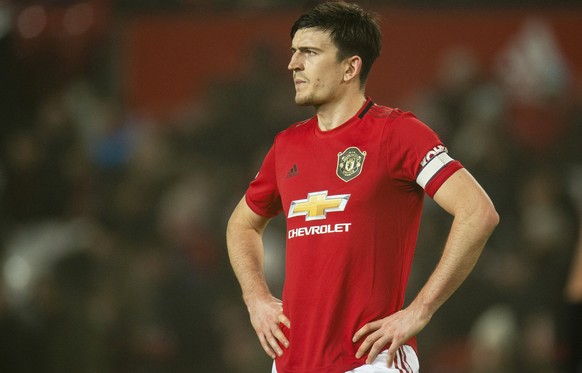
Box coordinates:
[0,0,581,372]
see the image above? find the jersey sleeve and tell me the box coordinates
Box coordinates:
[389,112,463,198]
[245,144,283,218]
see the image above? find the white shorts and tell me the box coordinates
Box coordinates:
[271,345,419,373]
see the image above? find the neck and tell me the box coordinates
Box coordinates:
[315,92,367,132]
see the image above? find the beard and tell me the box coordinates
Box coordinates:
[294,90,324,107]
[294,94,312,106]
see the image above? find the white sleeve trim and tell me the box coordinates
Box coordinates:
[416,152,453,189]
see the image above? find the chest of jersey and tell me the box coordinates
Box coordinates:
[275,119,396,235]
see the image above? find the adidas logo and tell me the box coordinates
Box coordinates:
[287,164,299,178]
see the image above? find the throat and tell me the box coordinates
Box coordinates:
[316,97,367,131]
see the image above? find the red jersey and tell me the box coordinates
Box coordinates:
[245,99,463,373]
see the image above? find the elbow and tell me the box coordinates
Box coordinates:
[459,197,499,236]
[482,201,500,235]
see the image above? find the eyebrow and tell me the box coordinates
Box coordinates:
[290,46,324,53]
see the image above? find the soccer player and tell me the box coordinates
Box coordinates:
[226,2,499,372]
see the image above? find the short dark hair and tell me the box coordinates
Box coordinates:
[290,1,382,85]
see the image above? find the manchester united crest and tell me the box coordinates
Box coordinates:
[337,147,367,182]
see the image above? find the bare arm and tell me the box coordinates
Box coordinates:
[226,197,290,359]
[565,220,582,303]
[353,169,499,365]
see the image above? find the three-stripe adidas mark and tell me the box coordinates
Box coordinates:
[287,164,299,178]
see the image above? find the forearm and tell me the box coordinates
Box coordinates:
[226,199,272,305]
[226,198,290,358]
[410,209,497,320]
[410,170,499,321]
[227,227,270,303]
[566,221,582,302]
[353,204,497,365]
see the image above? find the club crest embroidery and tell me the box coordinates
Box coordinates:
[337,147,367,182]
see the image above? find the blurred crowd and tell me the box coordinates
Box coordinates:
[0,2,582,373]
[403,36,582,372]
[114,0,582,12]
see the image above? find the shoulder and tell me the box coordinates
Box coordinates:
[366,103,420,128]
[373,106,435,137]
[367,102,403,120]
[274,116,316,142]
[365,103,433,139]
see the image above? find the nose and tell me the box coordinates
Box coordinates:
[288,50,303,71]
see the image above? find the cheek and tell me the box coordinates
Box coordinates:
[309,63,340,91]
[314,66,342,88]
[313,75,329,88]
[313,76,336,93]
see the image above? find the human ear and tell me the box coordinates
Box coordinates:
[343,56,362,83]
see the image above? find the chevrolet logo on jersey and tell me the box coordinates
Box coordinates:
[288,191,350,221]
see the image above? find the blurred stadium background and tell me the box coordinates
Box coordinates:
[0,0,581,372]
